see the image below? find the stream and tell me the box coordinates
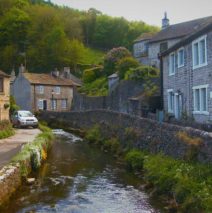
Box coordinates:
[3,130,162,213]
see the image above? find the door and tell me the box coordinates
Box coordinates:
[43,100,47,110]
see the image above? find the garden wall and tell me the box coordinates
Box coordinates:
[40,110,212,164]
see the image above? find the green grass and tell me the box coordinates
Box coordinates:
[83,48,105,65]
[79,77,108,96]
[0,120,15,139]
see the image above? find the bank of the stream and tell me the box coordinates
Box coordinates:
[0,123,54,207]
[1,130,162,213]
[84,124,212,213]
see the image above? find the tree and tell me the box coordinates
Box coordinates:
[117,57,139,79]
[103,47,131,76]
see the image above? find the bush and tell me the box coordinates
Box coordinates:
[125,65,159,81]
[0,120,15,139]
[9,95,20,115]
[117,57,139,79]
[82,69,96,83]
[103,137,121,154]
[104,47,131,76]
[125,150,146,171]
[85,124,103,145]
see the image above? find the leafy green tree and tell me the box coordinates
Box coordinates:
[117,57,139,79]
[104,47,131,76]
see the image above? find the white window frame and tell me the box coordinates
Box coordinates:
[51,99,57,110]
[38,99,44,110]
[54,86,60,94]
[36,85,44,94]
[167,89,174,113]
[169,52,175,76]
[61,99,68,109]
[192,35,207,69]
[177,47,185,68]
[192,84,209,115]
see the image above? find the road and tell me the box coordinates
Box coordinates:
[0,129,41,169]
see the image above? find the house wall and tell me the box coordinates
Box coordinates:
[163,30,212,123]
[31,85,73,112]
[148,38,181,68]
[0,77,10,120]
[13,74,32,111]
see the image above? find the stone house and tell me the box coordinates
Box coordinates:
[13,67,80,112]
[133,14,212,69]
[0,70,10,120]
[160,17,212,123]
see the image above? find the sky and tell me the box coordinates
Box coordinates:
[51,0,212,27]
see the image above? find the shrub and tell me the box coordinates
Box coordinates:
[82,69,96,83]
[116,57,139,79]
[104,47,131,76]
[9,95,20,115]
[103,137,120,154]
[125,65,159,81]
[0,120,15,139]
[85,124,103,145]
[176,131,203,146]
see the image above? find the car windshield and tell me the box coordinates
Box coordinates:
[18,111,33,117]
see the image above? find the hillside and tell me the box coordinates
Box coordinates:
[0,0,159,75]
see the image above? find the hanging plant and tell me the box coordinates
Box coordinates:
[4,103,10,109]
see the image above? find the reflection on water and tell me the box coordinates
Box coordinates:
[3,131,161,213]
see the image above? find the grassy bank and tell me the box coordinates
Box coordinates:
[0,120,15,139]
[85,124,212,212]
[11,123,54,177]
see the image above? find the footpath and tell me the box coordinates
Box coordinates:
[0,129,41,169]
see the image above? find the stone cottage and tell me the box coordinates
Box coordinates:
[160,17,212,123]
[0,70,10,120]
[133,13,212,69]
[13,67,80,112]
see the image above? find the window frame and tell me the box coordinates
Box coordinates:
[192,35,207,69]
[169,52,175,76]
[36,85,44,94]
[167,89,174,113]
[38,99,44,110]
[61,99,68,110]
[177,47,185,68]
[192,84,209,115]
[51,99,57,110]
[54,86,60,94]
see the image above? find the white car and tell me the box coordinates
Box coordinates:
[11,110,38,128]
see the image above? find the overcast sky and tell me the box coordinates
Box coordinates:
[51,0,212,27]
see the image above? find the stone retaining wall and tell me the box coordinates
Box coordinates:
[40,110,212,163]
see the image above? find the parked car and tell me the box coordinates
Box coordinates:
[11,110,38,128]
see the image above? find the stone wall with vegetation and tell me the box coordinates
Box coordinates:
[41,110,212,163]
[72,79,161,116]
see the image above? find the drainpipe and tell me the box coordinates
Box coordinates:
[159,55,164,110]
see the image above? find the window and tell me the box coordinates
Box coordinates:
[61,99,67,109]
[38,99,44,110]
[54,86,60,94]
[0,78,3,92]
[193,85,208,114]
[192,35,207,69]
[169,53,175,75]
[178,48,184,67]
[51,99,57,110]
[167,89,174,113]
[36,85,44,94]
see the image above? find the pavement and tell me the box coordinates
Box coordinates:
[0,129,41,169]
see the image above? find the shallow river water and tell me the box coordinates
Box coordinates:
[3,131,162,213]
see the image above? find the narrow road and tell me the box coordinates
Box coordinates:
[0,129,41,169]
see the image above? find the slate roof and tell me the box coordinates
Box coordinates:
[160,20,212,57]
[150,16,212,43]
[23,72,80,86]
[134,32,157,43]
[0,70,10,78]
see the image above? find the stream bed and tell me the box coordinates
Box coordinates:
[2,131,162,213]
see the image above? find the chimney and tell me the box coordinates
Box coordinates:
[51,68,60,77]
[63,67,70,78]
[162,12,170,29]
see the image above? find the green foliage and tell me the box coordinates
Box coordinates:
[79,77,108,96]
[82,66,103,83]
[104,47,131,76]
[9,95,20,115]
[125,150,146,171]
[103,137,121,154]
[117,56,139,79]
[125,65,159,81]
[85,124,102,144]
[0,1,158,74]
[0,120,15,139]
